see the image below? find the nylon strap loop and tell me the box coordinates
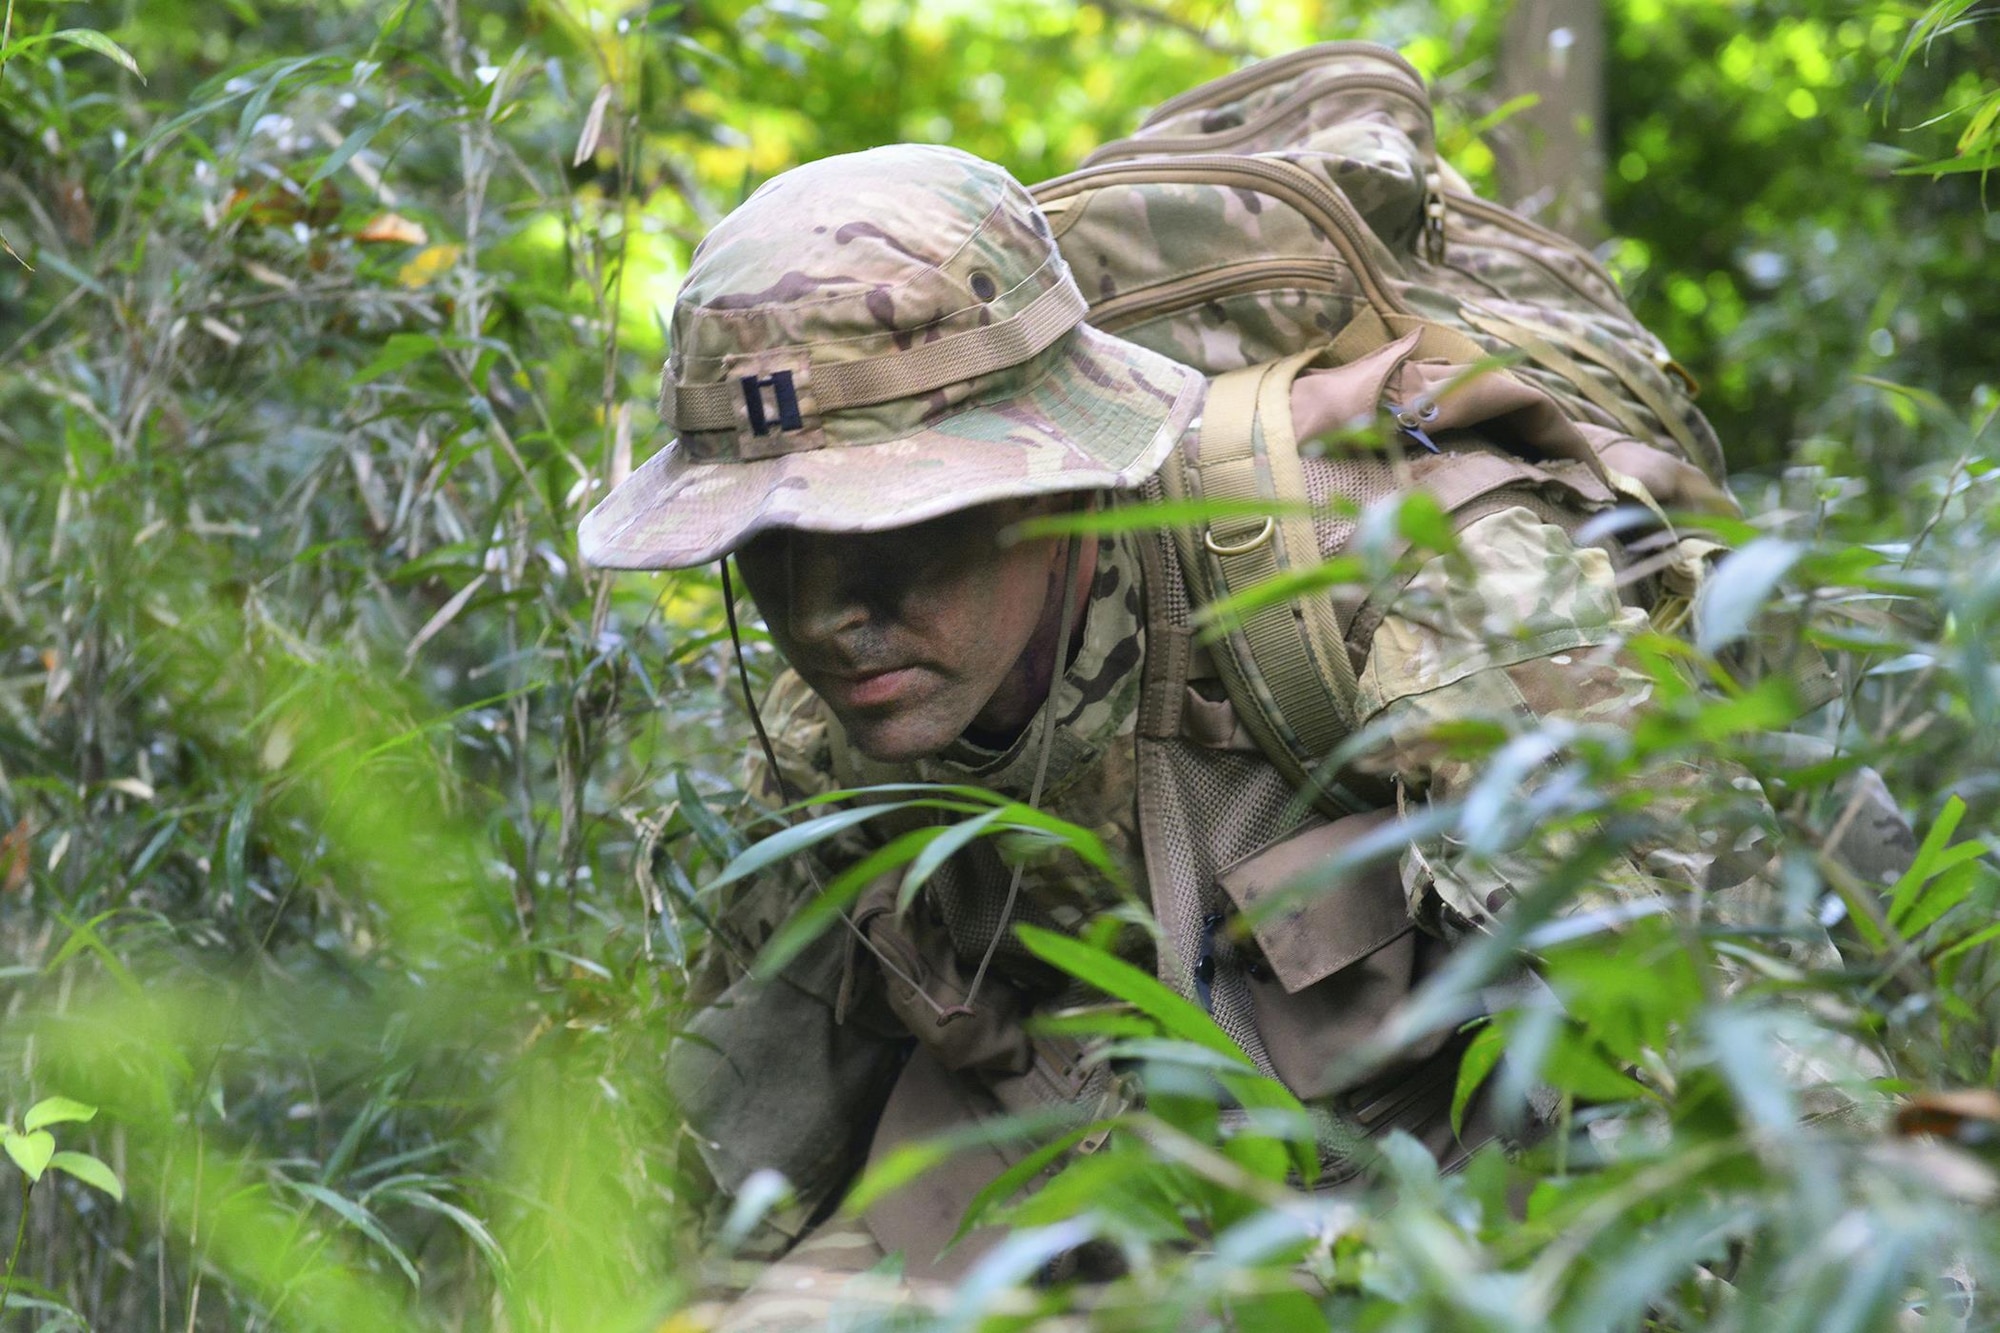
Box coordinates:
[1329,308,1490,366]
[670,280,1089,431]
[1164,349,1364,815]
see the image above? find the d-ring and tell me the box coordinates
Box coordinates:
[1204,516,1276,556]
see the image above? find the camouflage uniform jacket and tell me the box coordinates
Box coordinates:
[669,385,1789,1271]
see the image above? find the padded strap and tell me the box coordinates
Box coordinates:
[1164,350,1365,814]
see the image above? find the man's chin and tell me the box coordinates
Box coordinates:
[836,710,966,765]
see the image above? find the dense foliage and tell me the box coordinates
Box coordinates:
[2,0,1998,1328]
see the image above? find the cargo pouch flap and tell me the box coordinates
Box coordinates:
[1215,808,1413,995]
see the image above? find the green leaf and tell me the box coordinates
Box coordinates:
[954,1123,1107,1238]
[1886,795,1973,928]
[0,28,144,79]
[710,804,890,894]
[1012,496,1323,540]
[47,1152,121,1201]
[3,1130,54,1182]
[1927,918,2000,966]
[1452,1021,1506,1137]
[1694,538,1802,654]
[1704,1010,1796,1133]
[1892,146,2000,176]
[1015,924,1239,1061]
[223,787,256,904]
[50,28,144,79]
[1892,857,1985,938]
[751,824,943,979]
[347,332,440,387]
[897,807,1004,911]
[1192,554,1369,632]
[308,106,406,185]
[1394,489,1458,555]
[374,1188,505,1271]
[23,1097,96,1132]
[292,1183,421,1288]
[674,770,741,865]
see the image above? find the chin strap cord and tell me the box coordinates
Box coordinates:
[940,532,1085,1025]
[720,557,955,1018]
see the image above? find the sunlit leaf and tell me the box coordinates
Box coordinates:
[715,1168,793,1254]
[48,1151,122,1201]
[3,1130,54,1182]
[1694,538,1802,654]
[23,1097,97,1132]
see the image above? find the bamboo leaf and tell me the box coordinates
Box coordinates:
[1016,924,1239,1061]
[897,807,1004,912]
[1694,538,1802,653]
[709,804,892,894]
[752,825,945,979]
[291,1183,422,1289]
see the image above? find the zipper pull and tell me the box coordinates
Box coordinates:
[1391,400,1442,453]
[1653,349,1702,398]
[1424,170,1448,263]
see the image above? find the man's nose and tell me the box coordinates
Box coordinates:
[782,533,872,645]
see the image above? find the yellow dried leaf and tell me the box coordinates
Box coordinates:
[397,244,461,288]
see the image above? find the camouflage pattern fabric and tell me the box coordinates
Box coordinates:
[579,145,1204,570]
[1353,506,1698,932]
[1031,43,1727,482]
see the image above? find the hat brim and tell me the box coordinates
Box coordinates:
[579,326,1205,570]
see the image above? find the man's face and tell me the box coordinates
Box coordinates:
[734,497,1076,763]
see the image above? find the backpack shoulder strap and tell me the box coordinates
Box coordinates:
[1159,348,1370,816]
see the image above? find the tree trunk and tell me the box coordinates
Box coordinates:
[1493,0,1608,245]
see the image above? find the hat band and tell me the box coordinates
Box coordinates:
[667,278,1088,434]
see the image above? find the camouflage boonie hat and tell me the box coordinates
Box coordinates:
[579,143,1205,569]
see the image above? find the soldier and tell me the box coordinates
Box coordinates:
[579,143,1820,1328]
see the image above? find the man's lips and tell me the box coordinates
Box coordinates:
[818,665,927,710]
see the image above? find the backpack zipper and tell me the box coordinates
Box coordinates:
[1086,258,1349,331]
[1139,40,1430,126]
[1092,73,1436,165]
[1036,154,1408,317]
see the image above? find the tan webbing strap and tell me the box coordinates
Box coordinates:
[1460,304,1709,471]
[1328,309,1491,367]
[671,279,1088,430]
[1329,308,1395,364]
[1501,310,1713,476]
[1169,350,1362,800]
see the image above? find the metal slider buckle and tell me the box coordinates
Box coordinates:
[1203,516,1275,556]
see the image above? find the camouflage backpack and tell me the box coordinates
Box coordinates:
[1028,41,1776,812]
